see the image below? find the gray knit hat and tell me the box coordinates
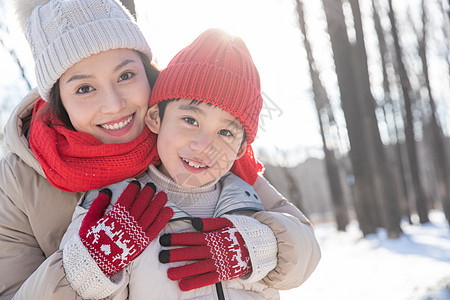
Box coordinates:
[15,0,152,101]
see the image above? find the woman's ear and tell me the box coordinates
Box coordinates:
[145,105,161,134]
[235,141,248,160]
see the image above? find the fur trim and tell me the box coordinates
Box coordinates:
[13,0,51,31]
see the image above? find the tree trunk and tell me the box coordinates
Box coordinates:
[440,1,450,80]
[119,0,136,20]
[387,0,429,223]
[295,0,349,231]
[0,11,32,91]
[348,0,402,237]
[322,0,378,236]
[372,0,412,224]
[283,168,306,215]
[376,1,417,224]
[418,0,450,225]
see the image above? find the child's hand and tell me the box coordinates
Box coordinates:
[79,181,173,276]
[159,217,252,291]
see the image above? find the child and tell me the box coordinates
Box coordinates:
[60,28,320,299]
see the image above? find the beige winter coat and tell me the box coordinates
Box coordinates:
[0,89,320,299]
[61,172,280,299]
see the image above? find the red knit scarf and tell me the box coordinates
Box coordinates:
[29,99,159,193]
[29,99,263,193]
[231,145,265,186]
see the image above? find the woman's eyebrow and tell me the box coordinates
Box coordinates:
[114,59,137,72]
[65,59,138,84]
[66,74,93,84]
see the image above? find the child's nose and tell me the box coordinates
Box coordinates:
[189,132,213,153]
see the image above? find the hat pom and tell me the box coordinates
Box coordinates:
[13,0,51,32]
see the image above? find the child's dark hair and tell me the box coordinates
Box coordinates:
[157,99,247,145]
[43,51,160,130]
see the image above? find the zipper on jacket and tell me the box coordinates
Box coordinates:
[215,282,225,300]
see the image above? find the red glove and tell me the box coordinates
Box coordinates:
[159,217,252,291]
[80,180,173,276]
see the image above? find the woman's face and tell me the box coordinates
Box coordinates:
[59,49,150,144]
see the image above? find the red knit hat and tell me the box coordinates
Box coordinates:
[149,28,263,144]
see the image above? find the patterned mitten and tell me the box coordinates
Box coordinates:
[79,180,173,276]
[159,217,252,291]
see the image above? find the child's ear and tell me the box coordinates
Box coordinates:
[235,141,248,160]
[145,105,161,134]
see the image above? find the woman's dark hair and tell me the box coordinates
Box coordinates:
[48,80,73,129]
[139,51,160,90]
[44,50,160,129]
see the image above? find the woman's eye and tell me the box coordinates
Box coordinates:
[76,85,94,94]
[119,72,134,81]
[219,129,233,137]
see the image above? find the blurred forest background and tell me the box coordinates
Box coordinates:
[1,0,449,241]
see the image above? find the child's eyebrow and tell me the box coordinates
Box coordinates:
[178,104,206,115]
[223,118,242,129]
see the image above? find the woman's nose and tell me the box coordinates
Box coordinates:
[101,87,126,114]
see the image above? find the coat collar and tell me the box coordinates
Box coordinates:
[169,172,264,221]
[4,89,46,177]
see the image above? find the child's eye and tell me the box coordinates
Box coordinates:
[183,117,198,126]
[118,72,134,82]
[76,85,94,94]
[218,129,234,137]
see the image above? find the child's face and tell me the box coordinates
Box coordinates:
[146,99,248,189]
[59,49,150,144]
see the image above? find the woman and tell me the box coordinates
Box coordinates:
[0,0,320,299]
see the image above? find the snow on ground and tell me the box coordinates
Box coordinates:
[279,210,450,300]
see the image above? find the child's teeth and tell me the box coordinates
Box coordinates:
[183,159,206,168]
